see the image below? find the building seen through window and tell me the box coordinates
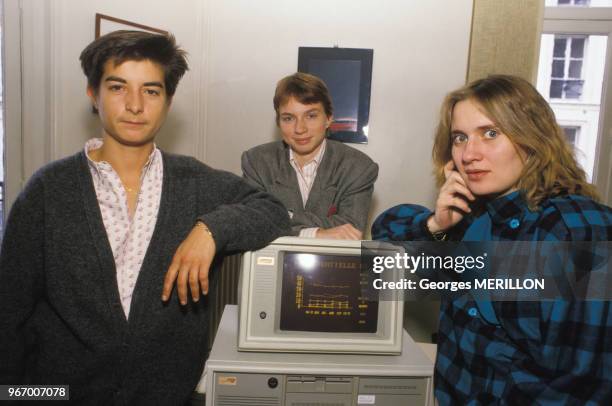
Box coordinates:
[562,126,580,146]
[537,0,612,181]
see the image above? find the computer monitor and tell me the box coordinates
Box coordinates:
[237,237,404,354]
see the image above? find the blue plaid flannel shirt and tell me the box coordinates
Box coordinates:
[372,191,612,405]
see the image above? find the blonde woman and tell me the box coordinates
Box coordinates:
[373,75,611,404]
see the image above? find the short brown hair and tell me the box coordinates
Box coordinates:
[432,74,598,209]
[273,72,333,124]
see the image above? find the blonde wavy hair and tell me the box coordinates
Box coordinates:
[432,74,598,209]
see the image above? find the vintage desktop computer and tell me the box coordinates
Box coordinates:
[204,237,434,406]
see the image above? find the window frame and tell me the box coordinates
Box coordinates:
[2,0,23,222]
[541,6,612,203]
[550,34,588,99]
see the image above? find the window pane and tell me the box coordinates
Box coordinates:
[564,79,584,98]
[571,38,585,58]
[554,38,567,57]
[569,60,583,78]
[562,126,578,145]
[552,60,566,77]
[547,0,611,7]
[550,80,564,98]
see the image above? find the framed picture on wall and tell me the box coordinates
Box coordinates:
[298,47,373,144]
[95,13,167,38]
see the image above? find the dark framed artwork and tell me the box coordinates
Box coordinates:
[95,13,167,38]
[298,47,373,144]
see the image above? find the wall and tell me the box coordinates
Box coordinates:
[468,0,543,83]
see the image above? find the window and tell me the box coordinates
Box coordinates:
[546,0,612,7]
[550,35,586,99]
[561,125,580,146]
[537,4,612,200]
[557,0,590,6]
[537,11,610,182]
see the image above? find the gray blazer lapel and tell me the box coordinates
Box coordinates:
[272,143,305,211]
[305,139,336,213]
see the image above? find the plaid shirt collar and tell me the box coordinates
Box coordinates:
[484,190,528,226]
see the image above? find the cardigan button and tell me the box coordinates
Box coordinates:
[509,218,520,229]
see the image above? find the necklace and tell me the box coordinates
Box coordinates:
[124,185,138,194]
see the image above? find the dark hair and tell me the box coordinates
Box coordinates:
[273,72,333,124]
[80,30,188,98]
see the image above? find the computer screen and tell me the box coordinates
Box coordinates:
[238,237,403,354]
[279,252,378,333]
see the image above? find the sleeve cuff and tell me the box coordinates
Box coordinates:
[299,227,319,238]
[416,212,437,241]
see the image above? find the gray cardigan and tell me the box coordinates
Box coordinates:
[242,139,378,235]
[0,151,290,405]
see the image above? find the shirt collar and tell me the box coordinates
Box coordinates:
[84,138,160,172]
[484,190,529,225]
[288,138,327,166]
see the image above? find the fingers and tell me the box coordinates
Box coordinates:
[443,161,474,197]
[435,164,476,231]
[344,224,363,240]
[441,178,475,204]
[451,182,476,202]
[318,224,363,240]
[161,260,180,301]
[446,196,472,214]
[171,260,210,305]
[162,223,216,305]
[176,263,191,305]
[443,160,456,180]
[198,265,209,296]
[436,188,472,216]
[189,263,200,303]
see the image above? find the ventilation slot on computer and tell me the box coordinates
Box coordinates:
[216,395,280,406]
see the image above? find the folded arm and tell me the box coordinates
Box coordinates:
[163,168,290,304]
[291,160,378,237]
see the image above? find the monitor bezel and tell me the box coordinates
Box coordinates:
[238,237,404,354]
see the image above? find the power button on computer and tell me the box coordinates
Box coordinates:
[259,311,267,319]
[268,377,278,388]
